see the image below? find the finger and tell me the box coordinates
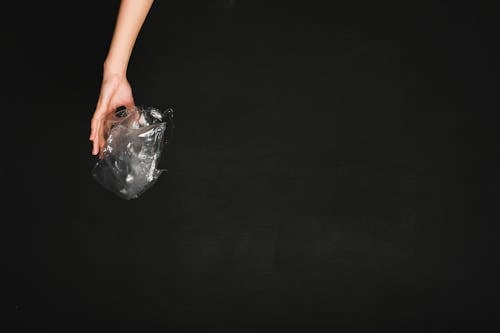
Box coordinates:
[90,115,101,140]
[90,114,100,142]
[92,123,101,155]
[90,120,96,140]
[92,138,99,156]
[90,117,100,142]
[97,128,106,157]
[90,99,109,141]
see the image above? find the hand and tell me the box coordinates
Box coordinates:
[90,73,135,157]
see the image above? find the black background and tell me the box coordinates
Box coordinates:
[3,0,499,332]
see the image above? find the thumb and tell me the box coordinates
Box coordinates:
[89,103,108,141]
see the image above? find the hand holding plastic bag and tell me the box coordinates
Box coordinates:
[91,106,174,200]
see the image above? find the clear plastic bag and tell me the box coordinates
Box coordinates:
[91,106,174,200]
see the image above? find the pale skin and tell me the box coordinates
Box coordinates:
[90,0,154,157]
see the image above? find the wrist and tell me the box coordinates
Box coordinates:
[103,58,128,78]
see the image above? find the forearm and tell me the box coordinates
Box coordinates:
[104,0,154,76]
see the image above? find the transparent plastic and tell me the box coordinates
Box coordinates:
[92,106,174,200]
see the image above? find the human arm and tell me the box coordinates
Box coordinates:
[90,0,154,156]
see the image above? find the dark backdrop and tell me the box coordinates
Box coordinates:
[3,1,499,332]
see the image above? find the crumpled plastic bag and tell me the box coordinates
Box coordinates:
[91,106,174,200]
